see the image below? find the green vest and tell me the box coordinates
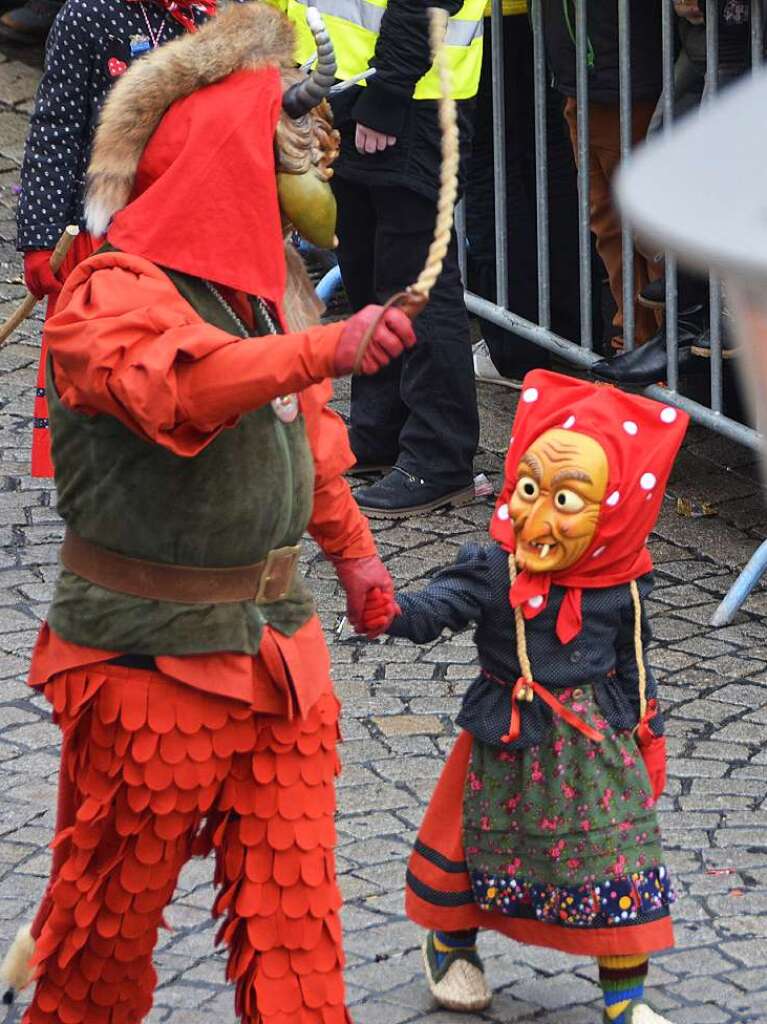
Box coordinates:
[274,0,486,100]
[47,264,316,656]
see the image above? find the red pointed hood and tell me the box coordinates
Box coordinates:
[107,67,287,317]
[489,370,689,642]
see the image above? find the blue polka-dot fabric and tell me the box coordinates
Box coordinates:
[17,0,208,250]
[388,543,663,750]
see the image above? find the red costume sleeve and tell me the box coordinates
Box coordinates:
[300,379,376,560]
[44,251,344,457]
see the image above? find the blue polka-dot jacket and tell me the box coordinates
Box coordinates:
[387,542,663,751]
[17,0,208,251]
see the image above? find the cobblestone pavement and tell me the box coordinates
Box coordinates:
[2,43,767,1024]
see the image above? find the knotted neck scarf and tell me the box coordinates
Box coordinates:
[489,371,689,645]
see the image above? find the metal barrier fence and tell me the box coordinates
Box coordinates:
[458,0,764,454]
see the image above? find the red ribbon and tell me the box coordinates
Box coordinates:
[125,0,217,33]
[493,674,605,745]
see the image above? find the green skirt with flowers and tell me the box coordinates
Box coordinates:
[463,685,674,932]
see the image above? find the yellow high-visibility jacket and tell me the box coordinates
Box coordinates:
[274,0,487,101]
[483,0,528,15]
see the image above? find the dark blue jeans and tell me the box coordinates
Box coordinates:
[332,178,479,488]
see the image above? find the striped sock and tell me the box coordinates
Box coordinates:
[432,929,478,970]
[597,954,649,1023]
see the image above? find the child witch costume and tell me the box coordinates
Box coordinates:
[365,371,688,1024]
[3,5,418,1023]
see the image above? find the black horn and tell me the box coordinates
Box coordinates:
[283,4,337,118]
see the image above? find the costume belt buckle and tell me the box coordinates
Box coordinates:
[255,545,301,604]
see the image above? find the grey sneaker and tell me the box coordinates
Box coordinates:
[472,340,522,389]
[422,931,492,1013]
[0,0,60,42]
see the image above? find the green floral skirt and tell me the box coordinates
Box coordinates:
[463,685,674,930]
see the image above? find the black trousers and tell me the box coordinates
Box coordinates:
[332,178,478,488]
[465,14,602,376]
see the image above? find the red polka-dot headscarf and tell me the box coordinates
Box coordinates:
[489,370,689,644]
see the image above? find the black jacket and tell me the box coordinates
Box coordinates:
[16,0,207,251]
[541,0,663,105]
[388,543,663,751]
[330,0,474,200]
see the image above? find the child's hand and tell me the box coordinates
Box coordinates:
[358,586,400,638]
[23,250,62,300]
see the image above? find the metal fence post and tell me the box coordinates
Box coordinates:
[490,0,509,310]
[574,0,592,350]
[531,0,551,330]
[705,0,723,416]
[662,0,678,391]
[617,0,635,351]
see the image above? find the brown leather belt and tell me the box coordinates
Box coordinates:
[60,528,301,605]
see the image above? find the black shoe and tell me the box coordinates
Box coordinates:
[591,318,701,386]
[638,272,708,313]
[355,466,475,518]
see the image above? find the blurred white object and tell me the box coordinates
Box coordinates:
[616,70,767,627]
[616,70,767,286]
[472,340,522,389]
[473,473,494,498]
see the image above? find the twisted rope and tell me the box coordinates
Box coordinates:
[408,7,459,304]
[507,554,534,698]
[630,579,648,719]
[352,6,460,372]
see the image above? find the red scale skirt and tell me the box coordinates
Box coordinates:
[24,663,349,1024]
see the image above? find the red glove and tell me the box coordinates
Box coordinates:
[23,250,62,300]
[332,555,394,632]
[358,585,400,638]
[333,305,416,376]
[635,700,667,802]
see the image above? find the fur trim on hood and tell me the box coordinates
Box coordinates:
[85,2,295,237]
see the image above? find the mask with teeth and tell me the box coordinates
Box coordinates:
[509,428,609,574]
[489,370,689,645]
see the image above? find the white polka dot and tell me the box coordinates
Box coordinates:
[660,407,677,424]
[509,435,514,445]
[496,503,510,521]
[646,492,654,501]
[563,415,576,429]
[640,473,656,491]
[528,595,544,609]
[591,545,606,559]
[622,420,638,436]
[522,387,538,404]
[606,491,620,507]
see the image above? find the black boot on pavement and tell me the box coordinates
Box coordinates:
[354,466,474,518]
[591,318,702,387]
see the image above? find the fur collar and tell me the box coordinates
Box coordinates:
[85,2,295,236]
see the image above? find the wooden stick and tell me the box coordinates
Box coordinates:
[0,226,80,347]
